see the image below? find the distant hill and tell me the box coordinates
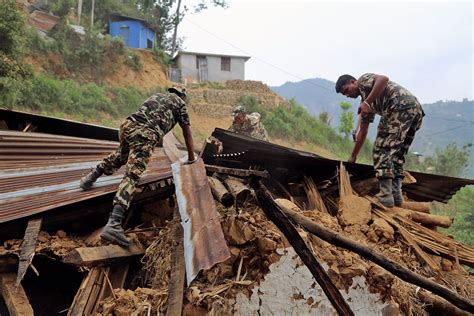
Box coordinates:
[271,79,474,178]
[271,78,358,126]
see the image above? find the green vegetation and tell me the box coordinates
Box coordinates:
[8,73,157,125]
[434,187,474,246]
[0,0,32,106]
[239,95,372,161]
[338,101,354,139]
[406,143,472,178]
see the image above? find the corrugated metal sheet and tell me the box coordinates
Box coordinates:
[0,130,172,224]
[164,133,230,285]
[210,128,474,203]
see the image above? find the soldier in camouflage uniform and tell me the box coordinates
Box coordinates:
[228,105,269,141]
[80,87,197,246]
[335,73,424,207]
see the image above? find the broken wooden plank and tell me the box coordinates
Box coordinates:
[205,164,269,178]
[63,244,144,267]
[275,202,474,314]
[166,210,185,316]
[68,267,107,316]
[303,176,328,213]
[0,273,34,316]
[16,217,42,286]
[254,181,354,316]
[102,264,129,299]
[208,176,234,207]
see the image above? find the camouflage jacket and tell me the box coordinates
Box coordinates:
[358,73,422,123]
[228,112,269,141]
[129,93,190,137]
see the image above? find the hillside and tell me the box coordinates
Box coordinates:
[271,78,358,126]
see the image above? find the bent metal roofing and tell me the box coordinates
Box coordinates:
[0,130,172,224]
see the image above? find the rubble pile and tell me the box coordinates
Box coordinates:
[1,111,474,315]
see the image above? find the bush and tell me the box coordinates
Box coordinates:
[124,51,143,71]
[153,46,172,69]
[238,95,372,161]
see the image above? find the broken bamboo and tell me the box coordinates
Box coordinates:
[277,204,474,314]
[255,181,354,316]
[208,176,234,207]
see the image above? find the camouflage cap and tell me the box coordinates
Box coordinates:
[168,86,187,97]
[232,105,247,116]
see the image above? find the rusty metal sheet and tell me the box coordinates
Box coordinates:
[0,130,172,224]
[211,128,474,203]
[164,133,230,285]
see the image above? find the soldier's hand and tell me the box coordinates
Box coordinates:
[348,154,357,163]
[183,156,199,165]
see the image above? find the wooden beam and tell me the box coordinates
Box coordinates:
[254,181,354,316]
[16,217,42,286]
[223,177,251,205]
[277,203,474,314]
[401,201,431,214]
[0,273,34,316]
[393,207,453,228]
[205,164,269,178]
[166,210,185,316]
[63,244,144,267]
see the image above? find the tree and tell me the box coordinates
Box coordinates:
[424,143,472,177]
[0,0,31,107]
[338,101,354,139]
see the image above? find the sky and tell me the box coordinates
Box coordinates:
[178,0,473,103]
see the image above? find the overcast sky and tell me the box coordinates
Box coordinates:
[178,0,473,103]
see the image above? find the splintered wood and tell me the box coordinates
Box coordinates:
[0,273,34,316]
[16,217,42,286]
[303,176,328,213]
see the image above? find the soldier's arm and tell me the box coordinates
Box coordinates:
[349,121,369,163]
[181,124,197,163]
[365,74,389,104]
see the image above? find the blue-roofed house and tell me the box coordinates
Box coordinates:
[108,14,156,49]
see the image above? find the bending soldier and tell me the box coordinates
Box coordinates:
[228,105,269,141]
[80,86,197,246]
[336,73,424,208]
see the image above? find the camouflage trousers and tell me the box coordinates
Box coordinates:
[97,119,158,210]
[373,104,423,179]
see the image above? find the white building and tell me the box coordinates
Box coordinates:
[171,51,251,83]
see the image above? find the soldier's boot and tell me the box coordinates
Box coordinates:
[100,205,131,247]
[392,177,404,207]
[377,178,395,208]
[80,167,103,190]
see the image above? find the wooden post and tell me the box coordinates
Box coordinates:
[255,181,354,316]
[277,203,474,314]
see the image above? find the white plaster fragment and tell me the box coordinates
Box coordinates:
[234,248,388,315]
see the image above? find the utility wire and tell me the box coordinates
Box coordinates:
[424,115,474,124]
[419,123,472,138]
[184,17,334,92]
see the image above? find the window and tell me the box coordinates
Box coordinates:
[221,57,231,71]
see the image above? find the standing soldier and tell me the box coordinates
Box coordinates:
[80,87,197,246]
[228,105,269,141]
[335,73,424,207]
